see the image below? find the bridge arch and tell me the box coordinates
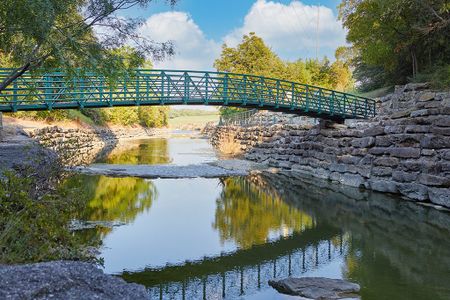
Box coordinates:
[0,69,375,121]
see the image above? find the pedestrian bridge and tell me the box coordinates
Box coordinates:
[0,69,375,121]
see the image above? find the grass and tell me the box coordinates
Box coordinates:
[168,114,220,128]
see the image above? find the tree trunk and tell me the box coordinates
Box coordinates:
[410,47,418,79]
[0,63,31,93]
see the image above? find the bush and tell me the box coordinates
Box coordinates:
[0,170,100,263]
[413,64,450,90]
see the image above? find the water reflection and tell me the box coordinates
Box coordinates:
[65,175,156,240]
[118,173,450,300]
[214,177,313,249]
[65,137,450,299]
[96,137,217,166]
[97,138,170,165]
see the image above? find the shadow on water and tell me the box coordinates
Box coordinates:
[116,174,450,300]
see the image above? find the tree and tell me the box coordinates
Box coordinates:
[339,0,450,90]
[214,32,285,78]
[214,33,354,115]
[0,0,178,92]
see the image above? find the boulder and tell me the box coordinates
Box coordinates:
[0,261,148,300]
[268,277,360,299]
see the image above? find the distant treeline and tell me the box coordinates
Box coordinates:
[11,106,169,128]
[169,109,218,119]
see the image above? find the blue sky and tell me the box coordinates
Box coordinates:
[120,0,347,70]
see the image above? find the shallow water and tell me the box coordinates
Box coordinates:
[65,137,450,300]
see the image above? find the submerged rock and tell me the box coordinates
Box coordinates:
[268,277,360,299]
[0,261,148,300]
[69,220,126,231]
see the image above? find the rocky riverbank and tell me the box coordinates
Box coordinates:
[209,84,450,208]
[0,261,148,300]
[0,117,161,170]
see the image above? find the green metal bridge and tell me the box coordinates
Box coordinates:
[0,69,376,121]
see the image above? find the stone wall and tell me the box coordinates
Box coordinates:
[209,84,450,208]
[29,126,153,166]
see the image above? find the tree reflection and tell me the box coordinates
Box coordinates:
[100,138,170,165]
[65,175,157,239]
[213,177,313,249]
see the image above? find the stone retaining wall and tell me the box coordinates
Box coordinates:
[29,126,153,166]
[209,84,450,208]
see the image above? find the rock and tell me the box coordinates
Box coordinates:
[330,172,365,188]
[373,157,399,167]
[433,116,450,127]
[268,277,360,299]
[69,220,126,231]
[398,183,429,201]
[402,82,430,92]
[351,137,375,148]
[388,147,421,158]
[392,171,418,182]
[363,126,385,137]
[0,261,148,300]
[428,187,450,207]
[71,162,251,179]
[417,91,435,102]
[418,174,450,187]
[368,179,398,193]
[372,167,393,177]
[404,125,430,133]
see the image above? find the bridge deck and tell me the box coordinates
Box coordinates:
[0,69,376,120]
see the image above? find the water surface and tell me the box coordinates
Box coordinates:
[65,137,450,300]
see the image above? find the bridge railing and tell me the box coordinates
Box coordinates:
[0,69,376,120]
[146,234,349,299]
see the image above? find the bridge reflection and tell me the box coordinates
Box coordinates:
[123,231,348,299]
[119,177,345,299]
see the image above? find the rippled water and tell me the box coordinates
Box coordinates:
[64,136,450,300]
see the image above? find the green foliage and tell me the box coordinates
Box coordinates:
[0,171,99,263]
[138,107,169,128]
[339,0,450,90]
[0,0,177,91]
[214,33,354,115]
[219,107,245,116]
[169,109,218,118]
[214,33,354,91]
[214,33,285,78]
[414,64,450,90]
[13,110,72,122]
[5,45,169,128]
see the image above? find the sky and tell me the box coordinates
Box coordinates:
[120,0,347,71]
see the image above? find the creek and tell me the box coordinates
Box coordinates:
[62,133,450,300]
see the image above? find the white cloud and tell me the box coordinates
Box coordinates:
[224,0,347,60]
[137,1,346,71]
[139,11,221,70]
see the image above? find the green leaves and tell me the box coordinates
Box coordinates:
[339,0,450,90]
[0,0,178,91]
[214,33,354,93]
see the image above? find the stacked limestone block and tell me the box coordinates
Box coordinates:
[210,84,450,207]
[29,127,152,166]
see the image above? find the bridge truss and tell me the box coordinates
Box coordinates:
[0,69,376,121]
